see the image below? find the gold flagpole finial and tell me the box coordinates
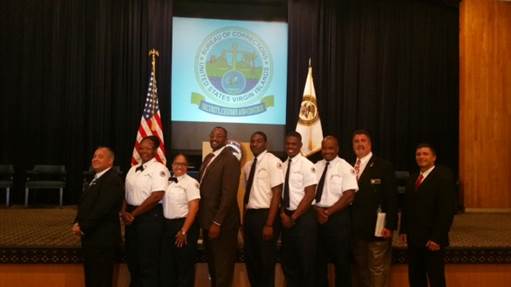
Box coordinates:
[308,57,312,67]
[149,49,159,75]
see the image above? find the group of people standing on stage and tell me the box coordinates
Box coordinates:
[73,126,456,287]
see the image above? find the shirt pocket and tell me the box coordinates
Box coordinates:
[290,172,304,190]
[329,174,344,195]
[135,173,152,191]
[256,168,270,187]
[171,185,187,203]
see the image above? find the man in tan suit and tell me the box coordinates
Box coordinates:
[199,126,241,287]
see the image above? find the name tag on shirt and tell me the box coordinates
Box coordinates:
[370,178,382,185]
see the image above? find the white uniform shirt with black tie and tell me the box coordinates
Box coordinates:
[162,174,200,219]
[125,158,170,206]
[314,156,359,208]
[242,150,284,209]
[282,154,318,210]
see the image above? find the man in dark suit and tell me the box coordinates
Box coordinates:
[351,130,398,287]
[199,127,241,287]
[72,147,124,287]
[400,143,456,287]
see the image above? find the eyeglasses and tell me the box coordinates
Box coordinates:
[172,162,187,167]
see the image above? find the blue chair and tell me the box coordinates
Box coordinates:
[25,165,66,208]
[0,165,14,207]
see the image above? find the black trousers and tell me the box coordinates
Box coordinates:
[160,218,198,287]
[316,209,352,287]
[204,226,238,287]
[82,244,116,287]
[281,209,317,287]
[125,205,164,287]
[244,209,280,287]
[407,246,446,287]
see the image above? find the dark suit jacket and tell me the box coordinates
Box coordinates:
[401,166,456,247]
[75,168,124,248]
[199,147,241,230]
[352,155,398,240]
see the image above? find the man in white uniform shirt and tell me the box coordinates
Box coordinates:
[161,154,200,287]
[280,131,318,287]
[242,131,283,287]
[314,136,358,287]
[122,136,170,287]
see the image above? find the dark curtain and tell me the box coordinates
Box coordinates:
[287,0,459,172]
[1,0,173,203]
[1,0,458,204]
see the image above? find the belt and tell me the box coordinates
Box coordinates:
[164,217,186,222]
[246,208,270,213]
[126,204,162,213]
[283,209,295,216]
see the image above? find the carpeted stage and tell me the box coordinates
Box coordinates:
[1,207,510,286]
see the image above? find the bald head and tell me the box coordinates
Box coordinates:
[321,136,339,161]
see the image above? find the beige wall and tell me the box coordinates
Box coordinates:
[460,0,511,209]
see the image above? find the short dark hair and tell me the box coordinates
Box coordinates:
[322,135,339,146]
[251,131,267,142]
[212,126,228,137]
[416,143,437,156]
[286,131,302,142]
[96,146,115,160]
[173,153,188,164]
[141,135,160,150]
[352,129,372,142]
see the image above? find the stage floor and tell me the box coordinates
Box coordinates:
[1,207,510,264]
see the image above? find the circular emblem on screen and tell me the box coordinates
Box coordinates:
[195,27,273,108]
[298,95,319,125]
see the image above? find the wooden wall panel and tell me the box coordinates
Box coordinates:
[460,0,511,208]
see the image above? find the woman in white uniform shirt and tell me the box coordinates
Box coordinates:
[122,135,170,287]
[160,153,200,287]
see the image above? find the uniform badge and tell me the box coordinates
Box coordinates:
[311,167,315,173]
[351,168,356,174]
[277,162,282,169]
[160,171,166,177]
[370,178,382,185]
[195,182,200,189]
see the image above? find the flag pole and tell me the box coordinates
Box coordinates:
[149,49,159,78]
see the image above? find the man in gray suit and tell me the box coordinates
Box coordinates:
[199,126,241,287]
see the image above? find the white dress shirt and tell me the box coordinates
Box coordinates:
[356,152,373,178]
[89,167,111,186]
[163,174,200,219]
[282,154,318,210]
[243,150,284,209]
[419,165,436,181]
[125,158,169,206]
[314,156,359,208]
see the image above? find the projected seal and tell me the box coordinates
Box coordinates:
[192,27,275,116]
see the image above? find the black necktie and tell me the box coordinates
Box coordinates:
[169,176,178,183]
[135,165,144,172]
[283,158,292,209]
[244,157,258,205]
[315,161,329,202]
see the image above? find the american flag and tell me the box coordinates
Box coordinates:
[131,70,166,165]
